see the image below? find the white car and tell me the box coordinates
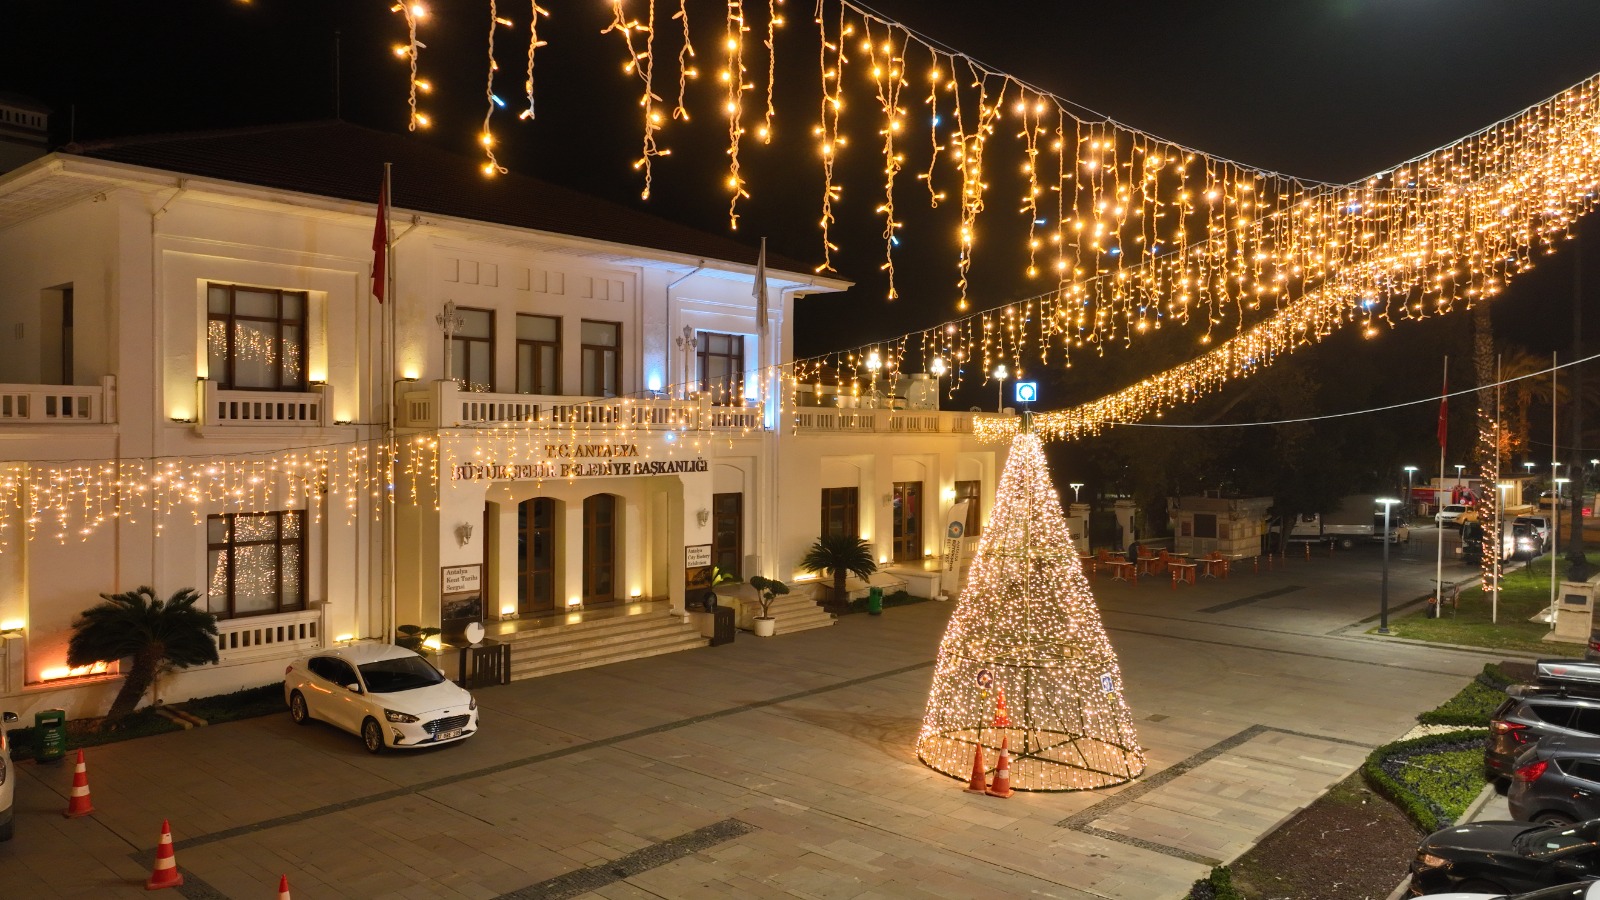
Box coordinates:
[1425,883,1600,899]
[0,710,16,841]
[284,643,478,754]
[1436,504,1471,527]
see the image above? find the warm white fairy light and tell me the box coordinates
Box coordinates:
[758,0,783,143]
[518,1,549,121]
[390,2,430,131]
[606,0,668,199]
[917,430,1144,790]
[671,0,698,121]
[481,2,512,177]
[812,5,847,273]
[863,19,907,300]
[723,0,751,228]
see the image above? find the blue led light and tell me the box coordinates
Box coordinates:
[491,94,506,108]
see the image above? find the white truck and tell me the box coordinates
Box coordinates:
[1281,494,1390,550]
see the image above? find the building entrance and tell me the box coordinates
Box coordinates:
[517,498,556,615]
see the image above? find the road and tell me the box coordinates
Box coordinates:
[0,536,1535,899]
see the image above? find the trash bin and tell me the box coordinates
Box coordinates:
[868,586,884,616]
[710,606,736,646]
[34,708,67,764]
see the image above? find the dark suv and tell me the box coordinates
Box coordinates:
[1486,660,1600,786]
[1508,735,1600,824]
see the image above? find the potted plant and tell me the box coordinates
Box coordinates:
[801,534,878,613]
[747,575,789,637]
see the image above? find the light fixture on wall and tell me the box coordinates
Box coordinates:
[455,522,474,546]
[696,507,710,527]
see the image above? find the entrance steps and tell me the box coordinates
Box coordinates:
[497,605,708,681]
[750,593,835,635]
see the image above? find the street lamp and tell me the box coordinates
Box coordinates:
[1069,483,1084,503]
[1454,464,1465,488]
[865,350,882,408]
[994,364,1008,412]
[1403,465,1417,519]
[1550,476,1571,621]
[1377,497,1399,634]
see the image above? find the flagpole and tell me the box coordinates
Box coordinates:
[1436,355,1447,613]
[383,162,397,645]
[1493,354,1501,625]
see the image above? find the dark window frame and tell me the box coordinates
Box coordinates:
[697,331,745,404]
[580,319,622,398]
[450,305,496,393]
[892,481,923,562]
[712,492,743,577]
[205,510,307,619]
[821,487,859,538]
[515,313,562,395]
[582,494,617,605]
[954,480,981,536]
[206,282,309,392]
[1194,513,1219,540]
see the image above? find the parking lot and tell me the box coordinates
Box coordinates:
[0,543,1510,898]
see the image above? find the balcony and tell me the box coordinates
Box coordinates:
[0,376,116,424]
[397,381,762,432]
[790,408,990,435]
[200,380,328,427]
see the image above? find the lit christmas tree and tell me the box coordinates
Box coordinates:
[916,429,1145,791]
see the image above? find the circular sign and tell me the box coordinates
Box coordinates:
[947,521,965,539]
[464,621,486,645]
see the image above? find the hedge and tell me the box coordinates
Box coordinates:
[3,681,288,761]
[1187,865,1243,900]
[1361,729,1489,832]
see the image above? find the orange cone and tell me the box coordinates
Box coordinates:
[986,737,1015,798]
[992,687,1012,728]
[964,742,989,793]
[145,819,184,890]
[62,749,94,818]
[277,874,292,899]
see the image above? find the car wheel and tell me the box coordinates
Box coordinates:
[1536,812,1576,826]
[1492,776,1510,795]
[1338,537,1356,550]
[361,717,386,754]
[0,818,12,842]
[289,691,312,726]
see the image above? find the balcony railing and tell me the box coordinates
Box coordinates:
[397,381,757,432]
[0,376,116,424]
[213,606,325,663]
[790,408,985,434]
[201,381,328,427]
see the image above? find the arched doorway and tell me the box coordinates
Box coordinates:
[582,494,618,607]
[517,497,557,615]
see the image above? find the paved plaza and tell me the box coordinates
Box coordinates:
[0,538,1519,899]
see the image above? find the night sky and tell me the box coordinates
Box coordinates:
[4,0,1600,421]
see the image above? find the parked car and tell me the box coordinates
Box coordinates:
[284,643,478,754]
[1508,737,1600,825]
[1540,492,1571,511]
[1516,516,1553,551]
[1408,818,1600,895]
[0,710,16,841]
[1438,504,1472,527]
[1423,882,1600,899]
[1425,884,1600,900]
[1485,661,1600,788]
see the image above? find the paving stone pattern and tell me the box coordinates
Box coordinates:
[0,544,1507,898]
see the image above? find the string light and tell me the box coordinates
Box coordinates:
[671,0,697,121]
[390,2,429,131]
[917,430,1144,790]
[605,0,667,199]
[723,0,751,228]
[481,2,512,177]
[518,1,549,121]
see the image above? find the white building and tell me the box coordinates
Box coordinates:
[0,121,1002,718]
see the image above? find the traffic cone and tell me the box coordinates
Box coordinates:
[964,742,989,793]
[62,749,94,818]
[986,737,1015,798]
[145,819,184,890]
[992,687,1012,728]
[277,874,292,899]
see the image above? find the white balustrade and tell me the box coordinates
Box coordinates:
[202,381,326,426]
[0,376,115,423]
[213,606,324,663]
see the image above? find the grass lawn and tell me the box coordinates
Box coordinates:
[1380,551,1599,654]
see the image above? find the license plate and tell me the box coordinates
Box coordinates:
[437,728,462,741]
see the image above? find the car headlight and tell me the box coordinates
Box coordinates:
[384,708,419,724]
[469,696,477,711]
[1415,852,1450,870]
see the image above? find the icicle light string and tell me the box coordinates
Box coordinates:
[518,1,549,121]
[481,1,511,176]
[390,1,430,130]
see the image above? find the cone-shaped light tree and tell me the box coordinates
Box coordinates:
[916,430,1145,790]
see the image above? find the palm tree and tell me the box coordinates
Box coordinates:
[801,534,878,612]
[67,586,219,724]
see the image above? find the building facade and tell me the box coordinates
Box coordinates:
[0,123,1002,718]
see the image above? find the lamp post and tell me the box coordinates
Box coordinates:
[1454,464,1465,490]
[1377,497,1399,634]
[1403,465,1417,521]
[1069,483,1084,503]
[1550,476,1571,622]
[994,364,1008,413]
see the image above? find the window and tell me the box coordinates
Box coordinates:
[1530,703,1579,728]
[582,494,617,605]
[207,283,307,391]
[308,656,357,687]
[450,306,495,392]
[892,481,922,562]
[517,497,556,615]
[821,487,859,538]
[712,493,742,577]
[580,320,621,397]
[516,314,561,395]
[697,331,744,404]
[954,480,981,536]
[206,511,306,618]
[1194,514,1219,539]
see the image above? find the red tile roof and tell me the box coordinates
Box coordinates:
[68,120,819,276]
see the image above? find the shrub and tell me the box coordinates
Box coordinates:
[1187,865,1243,900]
[179,682,286,724]
[1362,730,1489,832]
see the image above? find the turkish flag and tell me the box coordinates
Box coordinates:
[371,174,389,303]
